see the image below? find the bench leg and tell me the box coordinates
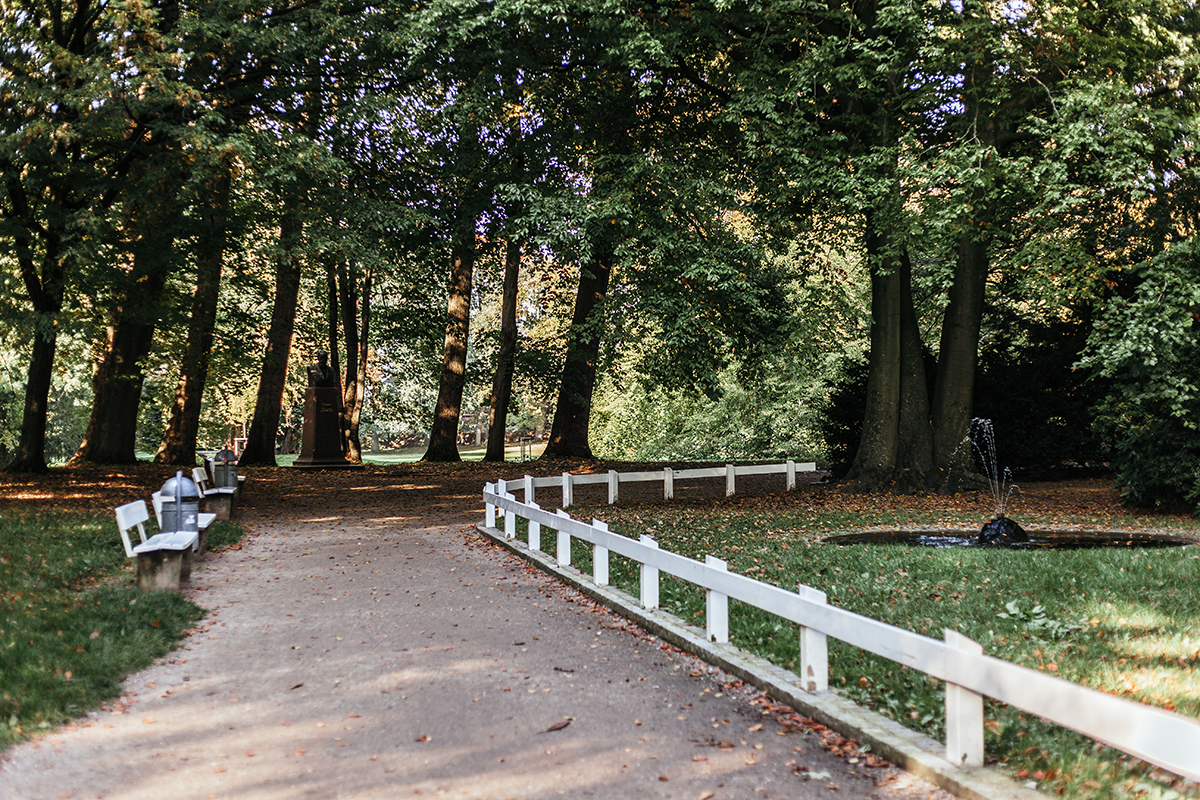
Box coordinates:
[137,550,185,592]
[204,493,235,520]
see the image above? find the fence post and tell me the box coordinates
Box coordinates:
[944,630,985,767]
[725,464,736,497]
[485,483,496,528]
[705,556,729,643]
[608,470,619,504]
[562,472,573,508]
[524,475,535,504]
[555,509,571,567]
[664,467,674,500]
[798,584,829,692]
[504,499,515,540]
[593,520,609,586]
[640,535,659,609]
[528,502,541,551]
[787,460,796,491]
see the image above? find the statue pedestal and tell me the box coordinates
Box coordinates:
[293,386,362,470]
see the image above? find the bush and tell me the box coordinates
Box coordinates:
[1080,239,1200,514]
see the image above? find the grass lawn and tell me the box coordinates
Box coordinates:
[559,487,1200,799]
[272,441,545,467]
[0,508,243,748]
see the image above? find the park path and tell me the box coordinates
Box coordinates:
[0,465,953,800]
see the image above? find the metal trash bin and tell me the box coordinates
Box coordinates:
[212,449,238,490]
[159,471,200,534]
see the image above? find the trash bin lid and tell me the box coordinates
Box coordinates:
[214,449,237,465]
[160,472,200,500]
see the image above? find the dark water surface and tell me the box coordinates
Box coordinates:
[822,529,1197,550]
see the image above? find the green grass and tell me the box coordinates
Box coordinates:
[271,441,545,466]
[545,504,1200,799]
[0,508,243,747]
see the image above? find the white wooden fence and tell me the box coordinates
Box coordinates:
[512,460,817,507]
[482,479,1200,782]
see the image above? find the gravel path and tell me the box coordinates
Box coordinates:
[1,464,955,800]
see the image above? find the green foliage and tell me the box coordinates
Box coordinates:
[0,510,205,745]
[1082,240,1200,512]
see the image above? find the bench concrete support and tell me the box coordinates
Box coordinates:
[136,548,192,592]
[203,491,235,520]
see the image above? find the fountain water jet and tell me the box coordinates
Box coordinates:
[971,419,1029,546]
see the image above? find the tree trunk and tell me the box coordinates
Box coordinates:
[932,230,990,480]
[541,245,614,460]
[484,239,521,462]
[155,164,231,465]
[844,220,934,491]
[895,250,936,489]
[238,210,304,466]
[73,182,175,465]
[844,226,902,490]
[338,261,372,463]
[73,316,161,464]
[6,234,64,473]
[423,215,476,462]
[325,256,342,381]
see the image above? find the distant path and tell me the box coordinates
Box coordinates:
[0,463,958,799]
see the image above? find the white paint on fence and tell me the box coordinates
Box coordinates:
[705,555,729,643]
[797,583,828,693]
[520,461,818,507]
[481,479,1200,782]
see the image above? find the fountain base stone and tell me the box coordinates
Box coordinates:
[822,527,1196,550]
[979,515,1029,546]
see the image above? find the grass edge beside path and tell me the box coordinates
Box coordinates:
[0,508,244,749]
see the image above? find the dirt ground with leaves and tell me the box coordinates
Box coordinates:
[0,460,1112,800]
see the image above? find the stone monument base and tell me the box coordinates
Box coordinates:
[292,386,364,470]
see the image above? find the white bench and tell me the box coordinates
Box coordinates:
[204,454,246,499]
[151,491,215,553]
[115,500,198,592]
[192,467,237,519]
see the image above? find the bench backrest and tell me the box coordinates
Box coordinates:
[150,491,164,526]
[115,500,150,558]
[192,467,212,493]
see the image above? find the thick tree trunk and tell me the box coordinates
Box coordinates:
[932,231,990,479]
[844,221,934,492]
[238,211,304,466]
[6,236,64,473]
[73,316,161,464]
[895,251,936,489]
[844,227,902,490]
[423,214,476,462]
[73,186,175,465]
[155,165,231,466]
[484,239,521,462]
[541,246,613,460]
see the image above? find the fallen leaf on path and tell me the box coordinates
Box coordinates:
[541,718,573,733]
[416,735,431,742]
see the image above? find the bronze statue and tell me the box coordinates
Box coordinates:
[307,351,338,388]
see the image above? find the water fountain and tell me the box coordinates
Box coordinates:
[823,419,1196,550]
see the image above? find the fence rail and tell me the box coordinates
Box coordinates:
[511,460,817,507]
[482,475,1200,782]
